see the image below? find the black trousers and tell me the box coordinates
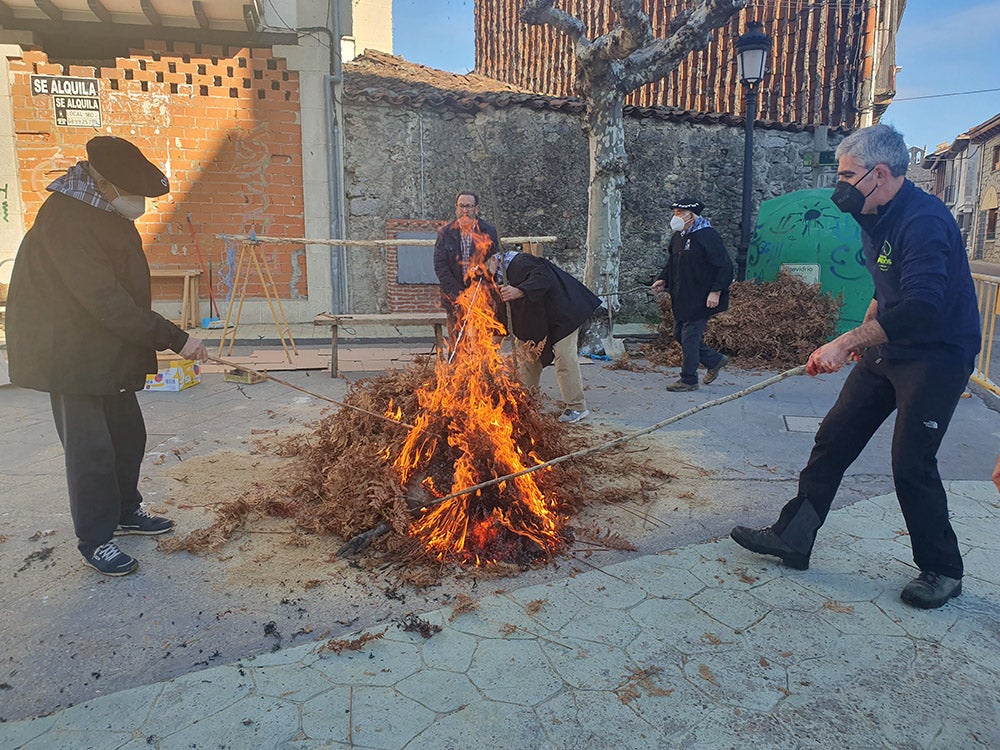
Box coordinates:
[50,391,147,555]
[673,318,725,385]
[775,351,971,579]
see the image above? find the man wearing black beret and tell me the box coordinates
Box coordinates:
[651,197,733,391]
[5,136,208,576]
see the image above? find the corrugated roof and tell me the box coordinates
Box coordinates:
[343,50,839,133]
[473,0,901,130]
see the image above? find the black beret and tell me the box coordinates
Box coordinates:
[670,198,704,215]
[86,136,169,197]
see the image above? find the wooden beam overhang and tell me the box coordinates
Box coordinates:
[86,0,112,24]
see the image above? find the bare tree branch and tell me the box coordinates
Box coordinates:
[620,0,747,92]
[521,0,590,45]
[588,0,655,60]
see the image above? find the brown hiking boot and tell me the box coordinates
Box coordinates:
[666,379,698,392]
[703,354,729,384]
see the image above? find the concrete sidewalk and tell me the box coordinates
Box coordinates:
[2,336,999,748]
[3,481,999,749]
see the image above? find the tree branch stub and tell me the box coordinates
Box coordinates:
[520,0,589,44]
[620,0,749,92]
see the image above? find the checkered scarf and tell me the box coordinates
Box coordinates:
[46,161,116,213]
[686,216,712,235]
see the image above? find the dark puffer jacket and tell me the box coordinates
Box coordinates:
[6,191,188,395]
[655,225,733,322]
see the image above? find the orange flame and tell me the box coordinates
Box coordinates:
[392,227,563,564]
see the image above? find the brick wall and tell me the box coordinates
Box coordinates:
[385,219,444,313]
[8,42,305,316]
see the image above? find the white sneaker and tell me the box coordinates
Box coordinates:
[558,408,590,423]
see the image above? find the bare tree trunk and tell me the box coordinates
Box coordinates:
[584,87,625,300]
[579,85,626,356]
[521,0,749,357]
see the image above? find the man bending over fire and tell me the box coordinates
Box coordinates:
[487,250,602,423]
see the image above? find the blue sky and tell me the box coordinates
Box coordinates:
[392,0,1000,151]
[883,0,1000,151]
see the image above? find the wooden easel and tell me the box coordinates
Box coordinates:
[217,239,298,362]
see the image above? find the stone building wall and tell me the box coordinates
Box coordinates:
[341,97,837,321]
[972,132,1000,263]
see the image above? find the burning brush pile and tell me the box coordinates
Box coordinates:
[287,358,582,568]
[165,225,660,578]
[645,272,842,370]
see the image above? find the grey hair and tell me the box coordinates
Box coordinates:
[834,124,910,177]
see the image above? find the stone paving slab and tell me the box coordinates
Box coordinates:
[4,484,999,749]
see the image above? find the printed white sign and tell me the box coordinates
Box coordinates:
[30,75,102,128]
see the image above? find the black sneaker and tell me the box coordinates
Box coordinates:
[83,541,138,576]
[900,571,962,609]
[703,354,729,384]
[115,508,175,536]
[730,525,810,570]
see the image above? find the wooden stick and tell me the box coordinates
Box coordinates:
[208,356,415,429]
[337,365,808,555]
[216,234,559,247]
[431,365,807,506]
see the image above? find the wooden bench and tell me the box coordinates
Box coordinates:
[313,312,448,377]
[150,268,202,329]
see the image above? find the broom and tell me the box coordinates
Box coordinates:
[186,215,223,328]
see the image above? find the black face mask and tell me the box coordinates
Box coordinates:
[831,165,877,214]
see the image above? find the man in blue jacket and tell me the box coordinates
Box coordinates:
[730,124,980,609]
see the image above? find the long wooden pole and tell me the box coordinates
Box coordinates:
[216,234,558,247]
[337,365,808,556]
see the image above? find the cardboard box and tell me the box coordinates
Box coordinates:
[144,359,201,392]
[224,367,266,384]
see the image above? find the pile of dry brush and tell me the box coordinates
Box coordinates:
[163,358,666,583]
[644,273,842,370]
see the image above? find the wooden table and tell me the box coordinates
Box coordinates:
[313,312,447,377]
[149,268,202,329]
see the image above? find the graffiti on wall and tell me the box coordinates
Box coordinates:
[747,189,874,333]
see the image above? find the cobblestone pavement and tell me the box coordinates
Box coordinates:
[3,482,999,749]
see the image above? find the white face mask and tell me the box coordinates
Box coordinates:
[112,195,146,220]
[669,215,687,232]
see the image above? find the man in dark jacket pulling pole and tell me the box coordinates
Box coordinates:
[5,136,208,577]
[730,124,981,609]
[651,198,733,391]
[488,250,602,423]
[433,191,499,341]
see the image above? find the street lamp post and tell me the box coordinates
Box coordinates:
[734,21,771,281]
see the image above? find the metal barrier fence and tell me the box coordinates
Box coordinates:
[972,273,1000,396]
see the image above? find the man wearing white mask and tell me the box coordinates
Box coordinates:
[651,198,733,391]
[6,136,208,577]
